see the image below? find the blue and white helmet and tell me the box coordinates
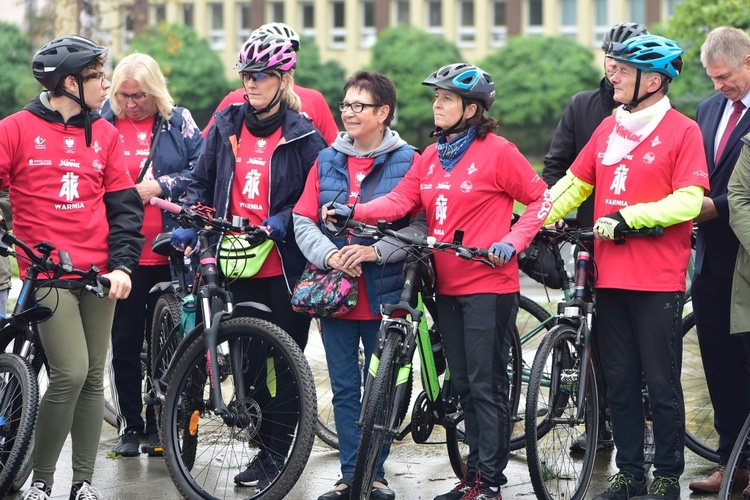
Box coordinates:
[422,63,496,110]
[607,35,683,80]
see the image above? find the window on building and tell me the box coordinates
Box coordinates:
[664,0,683,18]
[559,0,576,39]
[208,3,225,51]
[527,0,543,35]
[457,0,475,47]
[149,4,166,25]
[593,0,607,48]
[237,4,252,48]
[330,1,346,49]
[269,2,284,22]
[393,0,410,25]
[120,5,134,51]
[300,2,315,37]
[628,0,646,25]
[181,4,194,27]
[426,0,443,36]
[360,0,376,48]
[490,0,507,47]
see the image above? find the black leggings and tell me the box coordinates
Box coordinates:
[228,275,311,462]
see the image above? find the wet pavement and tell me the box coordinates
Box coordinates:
[6,423,721,499]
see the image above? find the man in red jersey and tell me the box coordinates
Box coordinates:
[545,35,709,500]
[203,22,338,144]
[0,35,144,500]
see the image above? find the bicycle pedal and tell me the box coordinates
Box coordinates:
[141,444,164,457]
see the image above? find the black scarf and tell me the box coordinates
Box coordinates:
[244,101,287,138]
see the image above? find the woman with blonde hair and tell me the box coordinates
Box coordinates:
[101,51,205,457]
[171,32,327,491]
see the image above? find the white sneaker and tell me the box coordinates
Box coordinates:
[72,481,102,500]
[22,480,52,500]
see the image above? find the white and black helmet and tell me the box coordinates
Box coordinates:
[422,63,496,110]
[32,35,107,91]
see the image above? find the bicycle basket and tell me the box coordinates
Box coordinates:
[517,235,566,289]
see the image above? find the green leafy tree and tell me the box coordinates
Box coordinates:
[662,0,750,116]
[369,27,462,149]
[479,36,601,158]
[127,23,230,128]
[0,23,40,119]
[293,36,347,128]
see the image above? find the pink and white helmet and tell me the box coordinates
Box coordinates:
[235,34,296,73]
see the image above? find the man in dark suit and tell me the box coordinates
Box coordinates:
[690,26,750,494]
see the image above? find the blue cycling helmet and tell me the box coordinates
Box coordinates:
[607,34,683,80]
[422,63,496,110]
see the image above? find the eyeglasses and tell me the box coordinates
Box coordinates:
[115,91,150,104]
[87,72,109,88]
[240,71,275,82]
[338,102,381,113]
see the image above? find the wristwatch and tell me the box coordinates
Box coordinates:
[373,246,383,265]
[113,265,133,275]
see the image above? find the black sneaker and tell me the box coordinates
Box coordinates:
[636,476,680,500]
[569,430,614,453]
[141,432,163,457]
[69,480,102,500]
[112,430,140,457]
[234,450,280,488]
[462,482,501,500]
[255,457,283,491]
[434,477,475,500]
[592,472,647,500]
[22,480,52,500]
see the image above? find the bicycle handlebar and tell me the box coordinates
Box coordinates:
[0,228,111,297]
[329,218,491,263]
[539,224,664,243]
[150,198,263,235]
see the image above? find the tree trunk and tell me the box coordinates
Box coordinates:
[133,0,149,35]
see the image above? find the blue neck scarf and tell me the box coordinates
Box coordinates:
[436,128,477,172]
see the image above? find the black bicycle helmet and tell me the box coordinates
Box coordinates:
[422,63,496,111]
[602,22,649,53]
[252,22,301,52]
[32,35,107,91]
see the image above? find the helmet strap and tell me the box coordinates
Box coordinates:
[430,99,469,138]
[60,75,94,147]
[623,69,666,112]
[250,85,282,116]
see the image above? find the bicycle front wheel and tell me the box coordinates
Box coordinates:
[161,317,317,500]
[525,325,598,500]
[719,411,750,500]
[510,295,553,451]
[351,329,401,500]
[682,311,719,462]
[0,353,38,497]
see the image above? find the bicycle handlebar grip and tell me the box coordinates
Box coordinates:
[150,197,182,214]
[99,276,111,289]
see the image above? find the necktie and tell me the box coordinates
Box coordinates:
[715,100,745,163]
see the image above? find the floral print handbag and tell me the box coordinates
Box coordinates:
[290,263,358,318]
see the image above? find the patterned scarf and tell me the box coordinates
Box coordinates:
[436,127,477,172]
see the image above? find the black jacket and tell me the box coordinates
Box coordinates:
[187,103,327,291]
[542,77,617,226]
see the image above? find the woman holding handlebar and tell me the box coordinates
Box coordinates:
[324,63,551,500]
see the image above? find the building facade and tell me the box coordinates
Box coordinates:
[51,0,683,81]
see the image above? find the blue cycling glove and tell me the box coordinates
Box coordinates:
[261,216,286,241]
[330,202,353,219]
[489,241,516,261]
[171,227,198,252]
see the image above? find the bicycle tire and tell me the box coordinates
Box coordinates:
[103,338,149,430]
[525,325,599,500]
[682,312,719,462]
[306,324,339,449]
[0,353,39,497]
[161,317,317,500]
[351,328,401,500]
[9,353,48,493]
[719,411,750,500]
[510,295,554,451]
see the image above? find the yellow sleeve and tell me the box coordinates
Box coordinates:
[620,185,704,228]
[543,170,594,225]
